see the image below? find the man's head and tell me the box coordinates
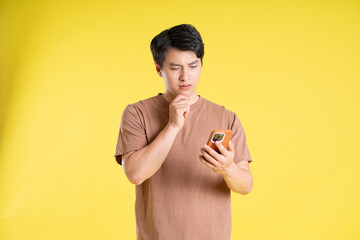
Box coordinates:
[150,24,204,70]
[150,24,204,102]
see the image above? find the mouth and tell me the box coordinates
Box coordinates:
[179,84,191,90]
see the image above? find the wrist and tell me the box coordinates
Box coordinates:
[164,124,181,135]
[222,162,239,177]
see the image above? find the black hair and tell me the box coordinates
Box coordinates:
[150,24,204,69]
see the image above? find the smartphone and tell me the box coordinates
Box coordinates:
[207,129,232,153]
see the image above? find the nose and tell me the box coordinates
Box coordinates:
[180,68,191,82]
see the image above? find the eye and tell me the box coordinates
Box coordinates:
[190,65,198,68]
[171,68,180,70]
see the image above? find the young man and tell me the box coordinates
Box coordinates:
[114,24,253,240]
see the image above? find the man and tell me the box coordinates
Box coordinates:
[114,24,253,240]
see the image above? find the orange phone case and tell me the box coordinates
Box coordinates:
[207,129,232,153]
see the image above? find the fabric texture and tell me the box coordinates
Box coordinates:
[114,93,252,240]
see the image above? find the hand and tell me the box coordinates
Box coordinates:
[167,95,190,131]
[199,140,237,175]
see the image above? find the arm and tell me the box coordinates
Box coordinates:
[222,160,253,195]
[199,140,253,195]
[122,95,190,185]
[122,125,179,185]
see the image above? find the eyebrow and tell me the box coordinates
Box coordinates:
[169,60,199,66]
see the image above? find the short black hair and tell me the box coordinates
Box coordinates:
[150,24,204,69]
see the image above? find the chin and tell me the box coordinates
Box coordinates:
[179,90,193,96]
[170,88,196,97]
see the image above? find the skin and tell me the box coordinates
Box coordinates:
[200,140,253,194]
[122,47,253,194]
[155,47,201,107]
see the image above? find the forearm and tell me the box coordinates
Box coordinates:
[124,124,179,185]
[222,162,253,195]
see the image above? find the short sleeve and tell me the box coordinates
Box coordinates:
[230,112,252,164]
[114,104,148,165]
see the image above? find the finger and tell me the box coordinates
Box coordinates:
[201,147,221,167]
[178,105,190,118]
[203,144,222,161]
[215,141,229,157]
[172,99,189,105]
[171,103,189,110]
[185,105,190,118]
[173,95,189,102]
[184,109,190,118]
[199,155,216,170]
[228,140,235,153]
[174,106,190,117]
[174,104,190,109]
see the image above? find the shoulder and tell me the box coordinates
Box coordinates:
[124,94,160,112]
[128,94,159,107]
[201,97,236,117]
[122,94,160,121]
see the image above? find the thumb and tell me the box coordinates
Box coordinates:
[228,140,235,152]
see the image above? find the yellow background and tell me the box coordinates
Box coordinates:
[1,0,359,239]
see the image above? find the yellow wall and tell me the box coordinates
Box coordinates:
[1,0,359,239]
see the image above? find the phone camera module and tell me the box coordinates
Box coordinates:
[212,133,225,143]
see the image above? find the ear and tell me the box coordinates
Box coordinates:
[154,62,162,77]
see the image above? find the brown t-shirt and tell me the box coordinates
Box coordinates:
[114,93,252,240]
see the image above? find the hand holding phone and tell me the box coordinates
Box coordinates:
[207,129,232,153]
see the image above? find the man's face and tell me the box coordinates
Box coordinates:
[155,47,202,100]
